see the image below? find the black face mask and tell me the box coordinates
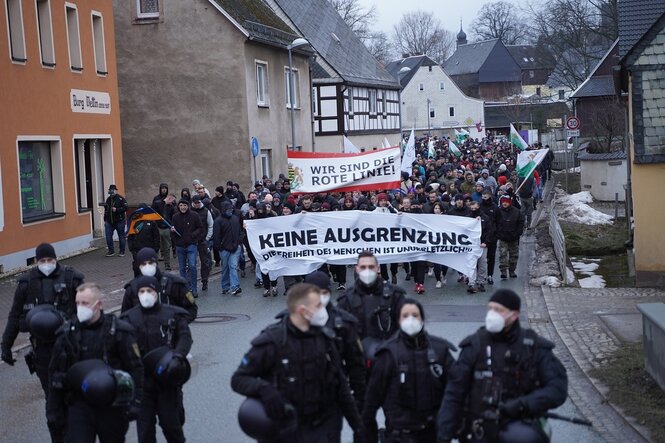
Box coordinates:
[471,209,481,216]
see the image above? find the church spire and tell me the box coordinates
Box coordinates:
[457,18,467,48]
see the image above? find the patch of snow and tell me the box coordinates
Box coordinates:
[566,267,576,284]
[531,276,562,287]
[571,260,600,276]
[554,188,613,225]
[578,275,606,288]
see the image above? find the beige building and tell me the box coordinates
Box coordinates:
[113,0,313,202]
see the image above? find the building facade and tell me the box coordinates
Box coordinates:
[1,0,123,272]
[386,55,484,139]
[113,0,313,203]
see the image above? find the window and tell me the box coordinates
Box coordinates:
[36,0,55,66]
[65,4,82,71]
[260,149,272,178]
[91,13,107,75]
[558,89,565,100]
[419,83,424,91]
[529,70,535,79]
[439,82,445,91]
[136,0,159,19]
[429,108,436,119]
[256,62,268,106]
[449,107,455,117]
[428,66,432,72]
[6,0,27,62]
[347,87,354,114]
[19,141,58,221]
[381,91,387,117]
[285,68,299,109]
[536,87,541,96]
[369,89,377,114]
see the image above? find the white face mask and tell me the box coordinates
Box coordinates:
[485,310,506,333]
[308,306,329,327]
[320,293,331,307]
[358,269,378,286]
[38,262,57,276]
[140,263,157,277]
[77,305,94,323]
[138,290,157,309]
[400,316,424,336]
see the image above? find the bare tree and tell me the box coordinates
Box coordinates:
[392,11,455,64]
[471,1,529,44]
[528,0,618,90]
[328,0,376,41]
[587,95,625,152]
[364,31,394,65]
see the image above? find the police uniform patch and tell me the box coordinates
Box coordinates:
[185,291,195,304]
[132,343,141,357]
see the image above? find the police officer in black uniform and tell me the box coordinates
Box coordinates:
[337,251,406,366]
[120,276,193,443]
[231,283,365,443]
[1,243,84,443]
[363,299,456,443]
[128,203,161,277]
[121,247,198,323]
[437,289,568,443]
[303,271,366,409]
[48,282,144,443]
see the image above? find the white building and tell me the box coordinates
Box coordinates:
[386,55,485,139]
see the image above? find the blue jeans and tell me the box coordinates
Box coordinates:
[220,247,241,291]
[176,244,198,294]
[105,221,126,254]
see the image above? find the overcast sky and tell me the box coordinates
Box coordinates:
[356,0,520,38]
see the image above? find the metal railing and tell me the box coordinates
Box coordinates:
[549,203,567,285]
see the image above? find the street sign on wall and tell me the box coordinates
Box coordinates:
[566,116,580,130]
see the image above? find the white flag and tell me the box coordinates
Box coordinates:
[517,148,549,179]
[401,129,416,173]
[382,137,391,149]
[343,136,360,153]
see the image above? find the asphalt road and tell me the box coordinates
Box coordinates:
[0,248,604,442]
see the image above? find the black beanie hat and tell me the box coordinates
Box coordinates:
[133,275,161,293]
[216,186,225,194]
[304,271,331,291]
[136,247,158,265]
[178,198,190,206]
[35,243,56,261]
[489,289,521,311]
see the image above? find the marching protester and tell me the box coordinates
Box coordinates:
[1,243,85,443]
[190,195,214,292]
[437,289,567,443]
[213,201,244,296]
[231,283,365,442]
[48,283,144,442]
[171,198,203,297]
[152,186,176,270]
[466,200,494,293]
[495,195,525,280]
[363,299,456,443]
[121,247,198,323]
[120,276,193,443]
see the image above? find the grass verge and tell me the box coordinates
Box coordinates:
[589,342,665,441]
[561,219,628,256]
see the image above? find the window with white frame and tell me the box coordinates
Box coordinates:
[430,108,436,119]
[449,107,455,117]
[92,12,107,74]
[260,149,272,178]
[369,89,377,114]
[381,91,387,116]
[136,0,160,19]
[439,82,445,91]
[65,4,82,71]
[36,0,55,66]
[18,140,61,221]
[347,87,354,114]
[256,62,268,106]
[6,0,27,62]
[285,68,299,109]
[419,83,424,91]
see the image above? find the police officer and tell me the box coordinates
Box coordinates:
[363,299,455,443]
[48,283,144,443]
[1,243,84,443]
[437,290,568,443]
[120,276,193,443]
[121,247,198,323]
[303,271,366,409]
[128,203,161,277]
[231,283,365,443]
[337,251,406,366]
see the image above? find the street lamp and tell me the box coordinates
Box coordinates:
[287,38,310,151]
[397,67,411,136]
[427,98,431,135]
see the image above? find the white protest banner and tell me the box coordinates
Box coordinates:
[287,148,401,194]
[401,129,416,173]
[245,211,482,279]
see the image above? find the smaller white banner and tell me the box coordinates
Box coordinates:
[70,89,111,114]
[246,211,482,279]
